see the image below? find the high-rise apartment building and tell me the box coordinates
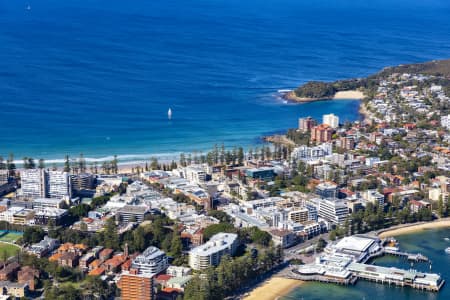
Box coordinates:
[20,169,47,199]
[48,171,72,199]
[131,246,168,275]
[298,116,316,132]
[118,273,154,300]
[323,113,339,128]
[189,233,238,270]
[21,170,72,199]
[311,124,333,143]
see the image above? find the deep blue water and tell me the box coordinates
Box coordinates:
[1,0,450,164]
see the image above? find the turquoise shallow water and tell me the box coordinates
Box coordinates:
[283,228,450,300]
[1,0,450,163]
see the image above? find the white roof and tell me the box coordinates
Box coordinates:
[334,236,376,253]
[190,233,237,256]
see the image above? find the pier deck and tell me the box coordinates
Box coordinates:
[383,248,429,262]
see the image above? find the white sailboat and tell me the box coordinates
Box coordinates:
[168,108,172,120]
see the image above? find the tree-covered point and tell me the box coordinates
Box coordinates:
[294,81,337,98]
[294,59,450,100]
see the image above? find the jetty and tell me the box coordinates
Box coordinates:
[382,237,429,262]
[348,263,444,292]
[288,261,444,292]
[282,266,358,285]
[383,247,429,262]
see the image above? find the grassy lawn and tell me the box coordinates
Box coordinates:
[0,242,20,259]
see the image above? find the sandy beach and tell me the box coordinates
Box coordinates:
[333,90,364,99]
[284,89,364,103]
[243,277,303,300]
[378,218,450,238]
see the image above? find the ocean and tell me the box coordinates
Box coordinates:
[283,227,450,300]
[1,0,450,164]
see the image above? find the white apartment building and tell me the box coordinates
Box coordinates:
[323,113,339,129]
[364,190,384,207]
[185,166,207,184]
[33,198,65,209]
[189,233,238,270]
[47,171,72,199]
[291,143,333,162]
[318,198,349,225]
[21,169,47,198]
[166,266,192,277]
[131,246,168,275]
[254,207,288,228]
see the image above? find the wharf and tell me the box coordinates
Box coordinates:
[280,267,357,285]
[348,262,444,292]
[383,248,429,262]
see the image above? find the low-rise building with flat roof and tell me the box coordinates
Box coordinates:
[27,236,60,258]
[33,208,68,226]
[269,229,297,248]
[245,167,275,181]
[116,205,150,224]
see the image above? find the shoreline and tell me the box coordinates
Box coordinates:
[283,89,364,103]
[378,218,450,238]
[243,277,303,300]
[262,135,296,147]
[358,101,371,123]
[8,90,364,173]
[243,220,450,300]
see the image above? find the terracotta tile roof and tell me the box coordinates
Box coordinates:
[104,256,123,268]
[74,244,88,250]
[88,267,105,276]
[155,274,172,282]
[99,248,114,258]
[49,253,62,262]
[90,259,101,268]
[58,243,74,252]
